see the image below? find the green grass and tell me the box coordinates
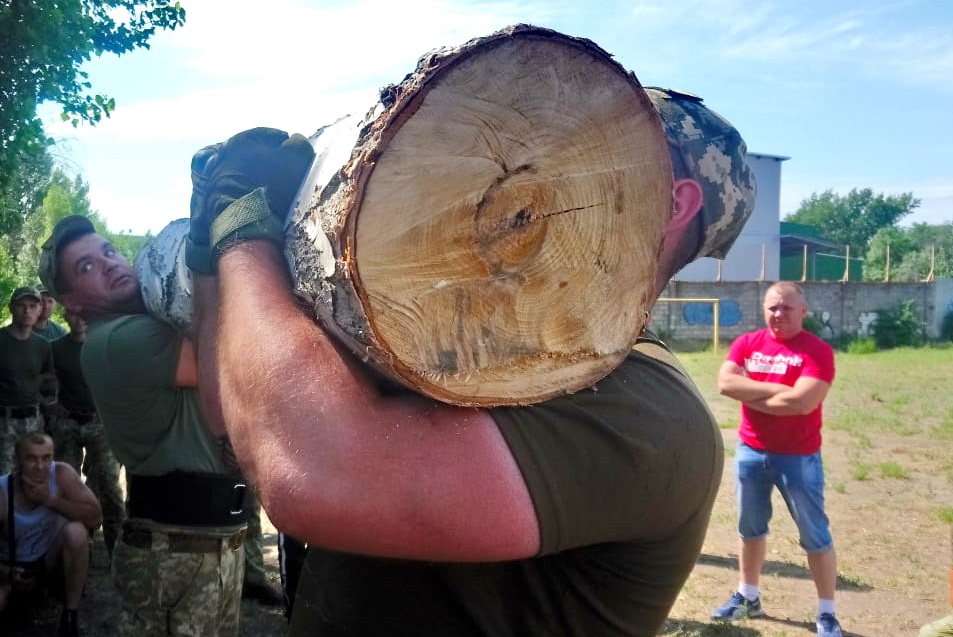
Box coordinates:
[846,337,877,354]
[878,461,909,479]
[934,507,953,524]
[851,462,872,481]
[677,347,953,441]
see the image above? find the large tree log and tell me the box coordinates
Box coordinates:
[286,25,673,406]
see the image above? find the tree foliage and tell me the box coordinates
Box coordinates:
[0,0,186,196]
[864,222,953,281]
[784,188,921,257]
[871,300,925,349]
[0,140,52,238]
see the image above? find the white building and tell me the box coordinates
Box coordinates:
[674,152,788,282]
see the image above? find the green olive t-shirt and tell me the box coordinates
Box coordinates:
[0,330,53,407]
[81,314,225,476]
[290,340,723,637]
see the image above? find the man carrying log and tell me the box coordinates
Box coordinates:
[185,81,754,636]
[37,216,254,637]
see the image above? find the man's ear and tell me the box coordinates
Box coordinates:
[668,178,704,236]
[654,178,705,298]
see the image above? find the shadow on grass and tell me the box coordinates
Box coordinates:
[697,553,873,592]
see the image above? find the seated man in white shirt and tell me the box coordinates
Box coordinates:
[0,432,102,637]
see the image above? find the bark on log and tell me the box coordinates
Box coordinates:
[286,25,673,406]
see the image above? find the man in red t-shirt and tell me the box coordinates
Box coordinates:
[711,281,842,637]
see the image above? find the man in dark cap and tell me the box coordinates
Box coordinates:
[0,287,54,474]
[181,84,756,636]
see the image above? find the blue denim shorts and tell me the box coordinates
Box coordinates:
[734,442,833,552]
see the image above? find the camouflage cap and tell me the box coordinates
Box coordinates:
[645,87,756,262]
[38,215,97,297]
[10,286,41,304]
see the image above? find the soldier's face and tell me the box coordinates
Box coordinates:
[58,233,142,319]
[10,298,42,328]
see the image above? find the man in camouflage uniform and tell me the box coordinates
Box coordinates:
[0,287,54,475]
[38,217,247,637]
[48,311,125,556]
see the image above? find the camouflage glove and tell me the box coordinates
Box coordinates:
[187,127,314,273]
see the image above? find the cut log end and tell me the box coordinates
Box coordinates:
[293,26,673,405]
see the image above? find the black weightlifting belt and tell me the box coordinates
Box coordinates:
[127,470,248,527]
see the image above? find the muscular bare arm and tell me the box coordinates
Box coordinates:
[175,338,199,388]
[192,241,539,562]
[30,464,103,529]
[179,286,228,439]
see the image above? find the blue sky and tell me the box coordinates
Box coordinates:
[41,0,953,236]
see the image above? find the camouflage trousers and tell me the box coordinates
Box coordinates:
[0,412,44,474]
[113,520,246,637]
[50,416,126,552]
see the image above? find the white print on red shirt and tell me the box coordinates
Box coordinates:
[745,351,804,375]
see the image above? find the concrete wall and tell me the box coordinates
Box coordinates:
[651,279,953,343]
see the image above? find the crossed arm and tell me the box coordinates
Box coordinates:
[718,360,831,416]
[190,241,540,562]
